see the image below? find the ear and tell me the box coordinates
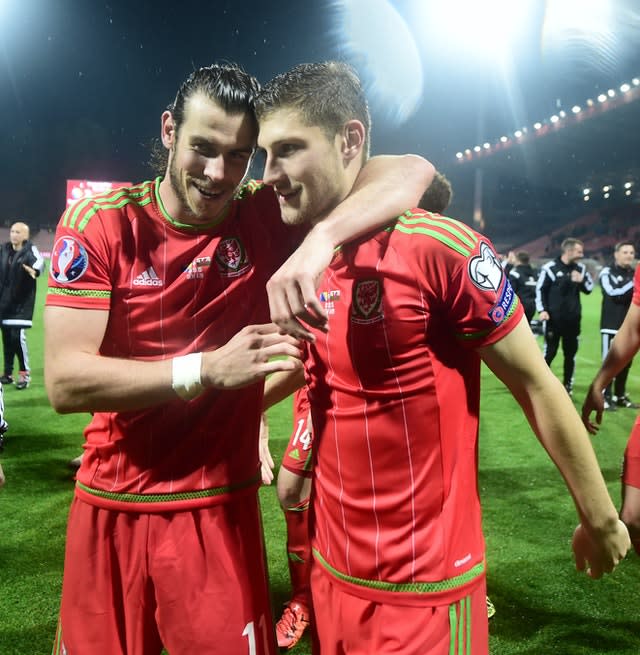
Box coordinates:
[161,110,176,149]
[340,120,365,162]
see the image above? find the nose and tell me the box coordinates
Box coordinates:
[262,156,284,187]
[203,155,225,182]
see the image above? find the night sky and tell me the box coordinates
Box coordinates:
[2,0,639,228]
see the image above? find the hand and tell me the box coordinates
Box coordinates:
[22,264,36,279]
[539,310,550,322]
[259,413,274,485]
[572,520,630,579]
[202,324,302,390]
[581,383,605,434]
[570,270,584,283]
[267,228,333,340]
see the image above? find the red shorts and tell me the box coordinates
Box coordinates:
[623,417,640,488]
[281,388,314,477]
[53,494,276,655]
[309,565,488,655]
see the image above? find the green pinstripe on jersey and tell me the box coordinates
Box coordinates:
[234,178,266,199]
[152,176,228,230]
[151,177,266,230]
[449,595,472,654]
[391,210,520,339]
[52,617,64,655]
[313,548,485,595]
[61,180,154,233]
[288,553,306,564]
[61,177,268,234]
[47,287,111,299]
[394,211,479,257]
[75,471,260,505]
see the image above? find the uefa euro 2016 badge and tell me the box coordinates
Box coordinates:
[468,241,503,292]
[351,279,383,324]
[213,237,251,278]
[50,236,89,283]
[319,289,341,316]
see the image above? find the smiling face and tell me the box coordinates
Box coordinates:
[614,243,635,268]
[161,93,256,226]
[257,108,350,227]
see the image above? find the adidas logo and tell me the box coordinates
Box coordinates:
[133,267,163,287]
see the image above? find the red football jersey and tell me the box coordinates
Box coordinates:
[305,211,523,606]
[633,266,640,306]
[47,178,297,512]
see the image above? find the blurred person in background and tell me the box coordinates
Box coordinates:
[536,238,593,395]
[0,222,44,390]
[509,251,538,324]
[418,170,452,214]
[0,382,8,486]
[599,241,639,410]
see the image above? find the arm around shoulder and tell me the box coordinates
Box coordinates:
[266,155,435,338]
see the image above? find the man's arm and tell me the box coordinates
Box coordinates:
[45,306,302,414]
[478,317,630,578]
[259,368,306,486]
[535,263,551,320]
[263,368,306,411]
[580,267,594,294]
[582,302,640,433]
[267,154,435,338]
[600,267,633,304]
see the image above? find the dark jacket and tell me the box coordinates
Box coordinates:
[535,257,593,325]
[509,263,538,321]
[599,263,635,332]
[0,240,44,327]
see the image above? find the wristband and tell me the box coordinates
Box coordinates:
[172,352,204,400]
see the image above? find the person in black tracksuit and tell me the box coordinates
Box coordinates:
[508,251,538,323]
[0,222,44,389]
[599,241,638,410]
[536,238,593,394]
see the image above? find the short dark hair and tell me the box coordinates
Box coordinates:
[418,172,452,213]
[516,251,530,265]
[255,61,371,160]
[150,63,260,174]
[170,63,260,132]
[561,238,583,252]
[614,241,635,252]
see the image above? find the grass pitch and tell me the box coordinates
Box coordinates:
[0,275,638,654]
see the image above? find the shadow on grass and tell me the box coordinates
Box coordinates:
[0,624,57,655]
[488,570,640,654]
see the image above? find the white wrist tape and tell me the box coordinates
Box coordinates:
[172,352,204,400]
